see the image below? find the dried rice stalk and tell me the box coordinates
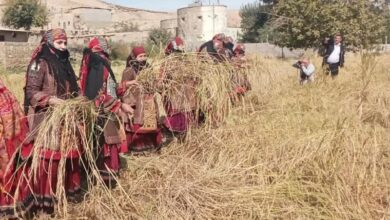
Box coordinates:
[23,97,134,218]
[137,53,238,129]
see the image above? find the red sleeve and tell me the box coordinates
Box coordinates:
[116,82,127,97]
[79,54,90,95]
[95,94,121,113]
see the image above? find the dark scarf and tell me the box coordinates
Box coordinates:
[224,42,234,53]
[127,60,149,75]
[81,48,117,100]
[172,49,184,54]
[39,44,79,98]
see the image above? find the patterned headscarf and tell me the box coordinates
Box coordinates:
[29,28,67,64]
[46,28,67,45]
[88,37,110,54]
[25,28,77,114]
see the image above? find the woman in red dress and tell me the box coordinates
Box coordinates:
[0,79,33,218]
[79,37,132,185]
[24,28,82,214]
[160,37,198,140]
[122,46,163,151]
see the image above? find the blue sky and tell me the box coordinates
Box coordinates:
[104,0,255,11]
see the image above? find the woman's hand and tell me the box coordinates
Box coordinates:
[125,80,138,88]
[121,103,134,114]
[48,97,64,106]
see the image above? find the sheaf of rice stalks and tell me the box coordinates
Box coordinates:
[137,53,244,129]
[18,97,132,218]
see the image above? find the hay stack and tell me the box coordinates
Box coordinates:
[137,53,237,128]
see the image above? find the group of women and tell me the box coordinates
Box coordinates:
[0,28,249,218]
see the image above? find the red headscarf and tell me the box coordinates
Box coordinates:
[165,37,184,55]
[132,46,146,58]
[125,46,146,68]
[79,37,111,94]
[234,44,245,56]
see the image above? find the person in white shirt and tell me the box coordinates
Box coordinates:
[322,34,345,78]
[293,57,315,85]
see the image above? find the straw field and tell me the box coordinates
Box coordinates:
[1,53,389,219]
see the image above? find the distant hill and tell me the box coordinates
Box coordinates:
[0,0,176,32]
[0,0,240,31]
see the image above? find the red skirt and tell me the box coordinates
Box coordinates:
[0,142,33,219]
[98,143,125,186]
[31,149,81,213]
[126,128,163,152]
[163,111,195,134]
[0,152,33,219]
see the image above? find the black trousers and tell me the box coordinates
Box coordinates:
[327,63,340,76]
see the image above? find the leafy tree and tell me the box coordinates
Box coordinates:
[239,1,274,42]
[270,0,386,49]
[2,0,48,30]
[146,28,172,57]
[110,41,131,60]
[383,7,390,43]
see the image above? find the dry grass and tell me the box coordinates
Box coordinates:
[1,53,390,219]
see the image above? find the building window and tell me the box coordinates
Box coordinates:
[58,22,61,27]
[63,22,66,29]
[181,17,185,22]
[68,21,71,25]
[198,16,202,21]
[0,35,4,42]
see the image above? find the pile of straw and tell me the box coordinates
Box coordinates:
[137,53,239,128]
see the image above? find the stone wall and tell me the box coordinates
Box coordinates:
[0,42,36,70]
[110,31,150,44]
[161,18,178,36]
[377,44,390,53]
[244,43,305,58]
[244,43,390,58]
[0,30,29,42]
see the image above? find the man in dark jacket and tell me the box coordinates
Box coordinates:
[322,34,345,78]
